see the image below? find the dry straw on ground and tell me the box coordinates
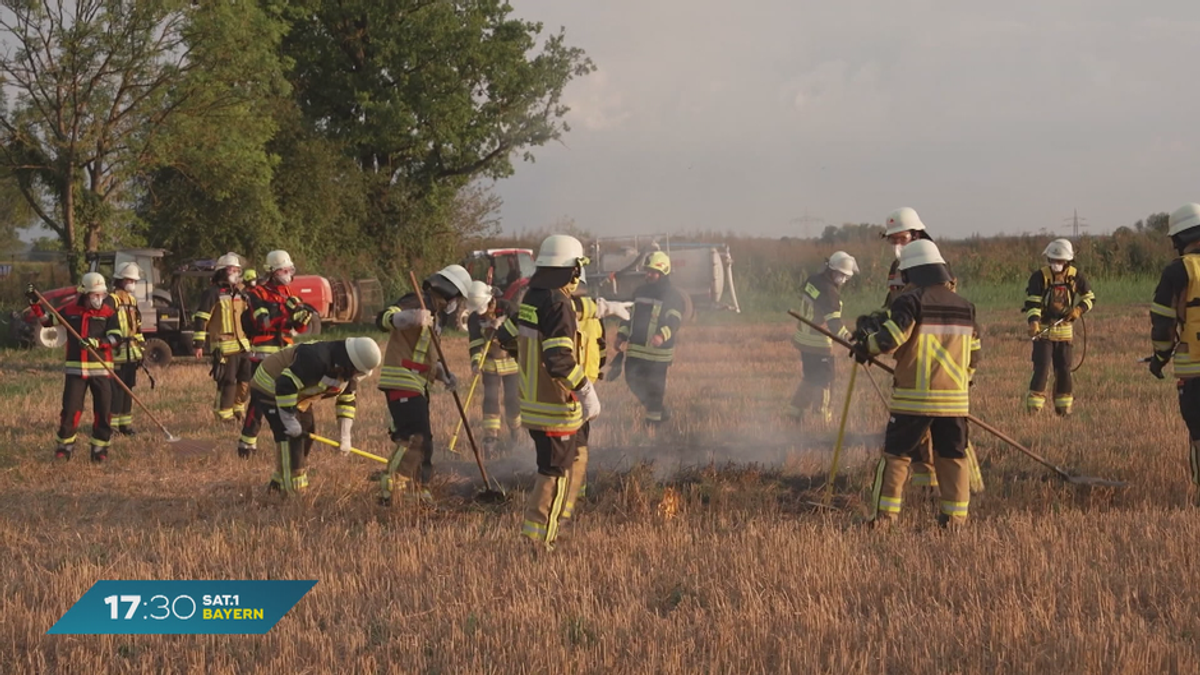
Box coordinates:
[1,300,1196,674]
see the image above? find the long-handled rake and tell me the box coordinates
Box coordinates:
[789,309,1127,488]
[33,288,214,454]
[309,433,388,463]
[410,272,507,502]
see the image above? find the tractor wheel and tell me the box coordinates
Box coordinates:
[143,338,173,369]
[681,292,696,323]
[34,325,67,349]
[306,315,322,336]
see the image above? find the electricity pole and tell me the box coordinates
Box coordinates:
[1063,209,1088,238]
[791,212,827,239]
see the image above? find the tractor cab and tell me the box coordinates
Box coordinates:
[463,248,535,301]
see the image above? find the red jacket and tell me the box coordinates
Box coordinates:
[245,281,309,355]
[34,296,119,377]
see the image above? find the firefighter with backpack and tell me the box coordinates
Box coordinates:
[1023,238,1095,416]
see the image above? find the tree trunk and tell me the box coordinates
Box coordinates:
[62,169,81,283]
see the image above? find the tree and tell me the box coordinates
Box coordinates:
[276,0,594,278]
[0,1,288,279]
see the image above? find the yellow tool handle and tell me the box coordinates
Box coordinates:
[823,362,858,506]
[308,433,387,464]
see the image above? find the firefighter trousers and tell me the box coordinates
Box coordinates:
[522,428,581,547]
[482,372,521,438]
[791,351,833,421]
[1028,340,1073,412]
[871,414,971,526]
[626,357,671,424]
[262,400,315,493]
[109,362,138,429]
[380,393,434,498]
[213,351,252,420]
[1178,379,1200,487]
[57,374,113,448]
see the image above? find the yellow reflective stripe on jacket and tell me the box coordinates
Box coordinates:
[792,282,836,352]
[544,336,574,351]
[1152,302,1176,318]
[626,343,674,362]
[378,366,430,392]
[253,362,277,392]
[336,392,355,419]
[890,389,971,415]
[275,368,304,408]
[65,362,113,377]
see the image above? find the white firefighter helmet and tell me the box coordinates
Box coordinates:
[1169,203,1200,237]
[115,262,141,281]
[827,251,859,277]
[885,207,927,237]
[265,250,294,272]
[344,336,382,375]
[535,234,586,268]
[433,264,472,298]
[1043,238,1075,261]
[465,280,493,315]
[77,272,107,295]
[215,252,242,269]
[897,239,946,271]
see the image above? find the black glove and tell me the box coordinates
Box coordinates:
[1149,354,1169,380]
[850,340,872,364]
[25,283,39,305]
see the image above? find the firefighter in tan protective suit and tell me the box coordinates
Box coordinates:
[192,252,252,423]
[852,241,981,528]
[109,263,145,436]
[376,264,472,505]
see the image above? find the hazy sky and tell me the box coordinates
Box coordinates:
[496,1,1200,239]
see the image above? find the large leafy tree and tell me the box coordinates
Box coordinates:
[0,0,288,278]
[277,0,594,278]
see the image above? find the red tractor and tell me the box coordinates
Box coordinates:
[462,248,535,302]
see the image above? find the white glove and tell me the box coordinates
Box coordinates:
[391,308,434,330]
[595,298,633,321]
[279,408,302,438]
[471,361,481,376]
[434,363,457,392]
[319,375,341,390]
[337,417,353,456]
[576,380,601,421]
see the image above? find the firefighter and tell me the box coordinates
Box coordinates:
[615,250,686,426]
[1023,238,1095,416]
[882,207,939,489]
[790,251,858,424]
[465,280,521,453]
[251,337,381,495]
[851,240,981,529]
[243,269,259,290]
[376,264,472,505]
[503,234,600,548]
[192,252,252,424]
[27,274,120,461]
[237,250,312,458]
[109,263,145,436]
[560,273,631,522]
[1149,203,1200,499]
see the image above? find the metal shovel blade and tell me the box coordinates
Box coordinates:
[474,487,509,504]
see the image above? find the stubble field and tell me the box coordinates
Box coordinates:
[2,295,1198,674]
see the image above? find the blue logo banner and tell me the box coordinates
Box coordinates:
[47,580,317,635]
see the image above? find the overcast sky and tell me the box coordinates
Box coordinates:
[495,1,1200,239]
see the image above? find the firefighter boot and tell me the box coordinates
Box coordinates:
[934,455,971,529]
[90,444,108,463]
[870,454,911,528]
[117,424,137,437]
[506,416,521,443]
[237,440,256,459]
[561,445,589,521]
[521,472,572,550]
[55,441,74,461]
[379,437,431,506]
[1026,392,1046,414]
[1054,394,1074,417]
[233,382,251,422]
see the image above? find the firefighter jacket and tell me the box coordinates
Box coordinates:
[793,271,851,354]
[574,296,605,381]
[37,295,119,378]
[1151,252,1200,378]
[377,292,440,396]
[1023,265,1095,341]
[515,286,586,434]
[111,288,144,364]
[245,282,309,356]
[865,282,981,417]
[250,342,357,417]
[192,283,250,355]
[617,276,685,364]
[468,299,518,375]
